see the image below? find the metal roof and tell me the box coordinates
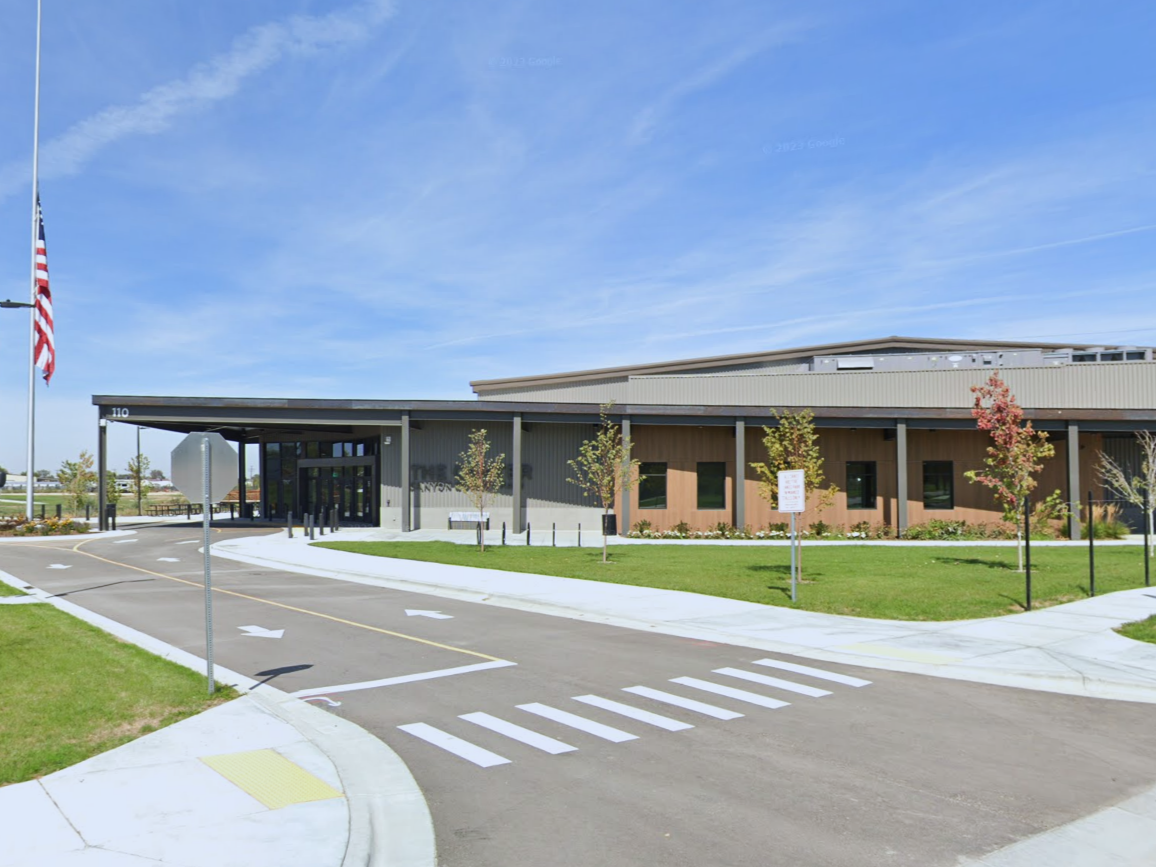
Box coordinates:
[468,335,1134,393]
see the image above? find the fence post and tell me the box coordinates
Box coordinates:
[1088,490,1095,597]
[1023,494,1031,611]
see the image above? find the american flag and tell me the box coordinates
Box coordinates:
[33,194,54,385]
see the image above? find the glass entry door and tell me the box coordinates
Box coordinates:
[300,459,375,525]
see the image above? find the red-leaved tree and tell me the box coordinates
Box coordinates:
[964,374,1057,571]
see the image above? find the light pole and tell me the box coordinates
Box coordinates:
[136,426,143,517]
[1,300,35,515]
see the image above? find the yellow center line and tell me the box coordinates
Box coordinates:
[68,538,502,662]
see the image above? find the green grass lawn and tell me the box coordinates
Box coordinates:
[0,582,24,597]
[1117,615,1156,645]
[314,540,1154,621]
[0,604,235,785]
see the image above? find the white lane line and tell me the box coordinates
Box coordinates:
[112,539,137,544]
[671,677,790,710]
[572,695,694,732]
[714,667,832,698]
[157,558,180,563]
[753,658,872,687]
[398,723,511,768]
[622,686,743,720]
[517,703,638,743]
[460,712,577,754]
[291,659,516,698]
[175,540,200,545]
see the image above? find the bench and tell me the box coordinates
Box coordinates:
[449,511,489,530]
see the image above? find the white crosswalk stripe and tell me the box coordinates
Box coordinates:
[714,667,832,697]
[622,685,743,720]
[671,677,791,710]
[398,723,511,767]
[460,712,578,754]
[572,695,694,731]
[518,703,638,742]
[752,658,872,687]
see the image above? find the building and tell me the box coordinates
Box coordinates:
[92,336,1156,536]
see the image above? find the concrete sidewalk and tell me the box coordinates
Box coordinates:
[0,567,435,867]
[214,528,1156,703]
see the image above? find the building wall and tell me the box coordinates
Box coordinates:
[617,424,1104,533]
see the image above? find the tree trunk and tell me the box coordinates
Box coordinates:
[479,519,485,553]
[602,509,609,563]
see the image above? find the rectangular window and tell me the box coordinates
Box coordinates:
[1072,353,1096,363]
[638,462,668,509]
[923,461,954,510]
[1100,351,1123,362]
[1126,351,1146,361]
[846,461,877,509]
[697,462,726,510]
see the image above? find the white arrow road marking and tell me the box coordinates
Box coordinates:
[238,625,285,639]
[46,564,71,570]
[405,609,453,619]
[157,558,180,562]
[175,540,200,545]
[112,539,137,544]
[303,696,342,708]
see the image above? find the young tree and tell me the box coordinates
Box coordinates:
[750,409,837,578]
[57,451,97,517]
[127,453,153,516]
[964,373,1056,571]
[455,429,505,552]
[567,403,640,564]
[1098,430,1156,555]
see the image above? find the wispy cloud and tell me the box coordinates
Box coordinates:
[627,23,809,146]
[0,0,396,199]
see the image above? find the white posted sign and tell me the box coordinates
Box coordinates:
[777,469,806,513]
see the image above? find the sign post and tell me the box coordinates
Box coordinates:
[172,432,238,695]
[778,469,806,602]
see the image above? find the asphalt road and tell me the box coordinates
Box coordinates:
[5,525,1156,867]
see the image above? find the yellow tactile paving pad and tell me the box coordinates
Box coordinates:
[200,749,343,810]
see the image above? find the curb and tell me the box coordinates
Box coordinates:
[0,567,436,867]
[211,537,1156,705]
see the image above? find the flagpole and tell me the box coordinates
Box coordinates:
[25,0,43,520]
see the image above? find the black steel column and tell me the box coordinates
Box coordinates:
[97,416,107,531]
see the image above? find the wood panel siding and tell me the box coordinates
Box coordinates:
[618,423,1103,533]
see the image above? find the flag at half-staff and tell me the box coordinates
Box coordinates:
[33,193,54,384]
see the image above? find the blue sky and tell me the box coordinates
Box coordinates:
[1,0,1154,474]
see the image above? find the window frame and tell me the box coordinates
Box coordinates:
[922,460,954,510]
[638,462,668,510]
[846,460,878,510]
[696,461,727,510]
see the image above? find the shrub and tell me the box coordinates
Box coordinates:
[810,520,831,537]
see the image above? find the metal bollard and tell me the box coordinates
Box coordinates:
[187,503,192,520]
[552,522,556,547]
[40,504,45,520]
[578,523,581,547]
[502,522,506,546]
[527,522,531,547]
[1087,490,1095,598]
[86,504,91,521]
[287,511,294,539]
[320,508,326,536]
[56,503,62,520]
[229,503,235,520]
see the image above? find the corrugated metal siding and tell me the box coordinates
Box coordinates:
[478,378,631,403]
[628,363,1156,409]
[523,423,597,509]
[410,421,513,510]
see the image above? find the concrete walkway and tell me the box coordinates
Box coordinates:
[215,528,1156,703]
[0,564,435,867]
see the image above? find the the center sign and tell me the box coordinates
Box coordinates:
[777,469,806,513]
[171,432,238,504]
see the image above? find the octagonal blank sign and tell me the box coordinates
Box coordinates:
[171,432,238,503]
